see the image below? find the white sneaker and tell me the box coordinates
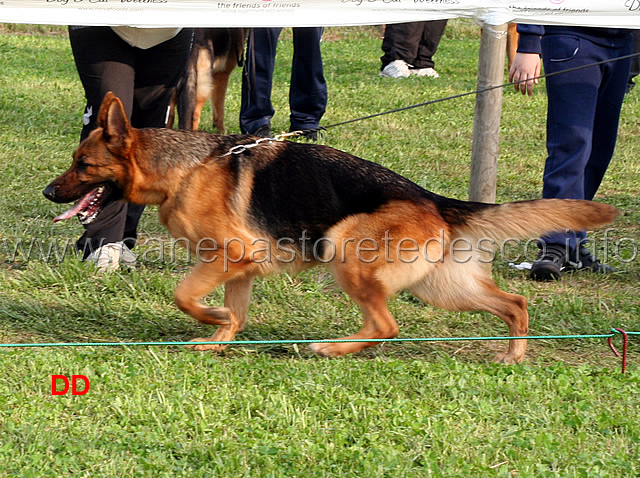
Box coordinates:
[86,241,137,273]
[410,67,440,78]
[379,59,411,78]
[120,243,137,269]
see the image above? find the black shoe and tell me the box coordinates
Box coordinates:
[530,245,578,281]
[568,246,615,274]
[626,81,635,95]
[299,129,318,141]
[251,124,272,138]
[290,127,319,142]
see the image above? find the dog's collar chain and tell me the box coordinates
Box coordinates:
[220,131,305,158]
[220,137,274,157]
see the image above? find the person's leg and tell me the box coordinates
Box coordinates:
[574,36,632,267]
[289,27,327,134]
[132,28,193,129]
[239,28,281,135]
[380,22,422,69]
[531,34,629,279]
[583,42,631,203]
[539,35,603,253]
[412,19,447,70]
[68,26,136,139]
[121,29,194,250]
[68,26,136,258]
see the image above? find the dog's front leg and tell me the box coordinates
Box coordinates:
[174,262,232,327]
[189,277,254,351]
[174,262,253,351]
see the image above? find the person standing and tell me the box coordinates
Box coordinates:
[68,26,193,272]
[379,20,448,79]
[509,25,632,280]
[240,27,327,140]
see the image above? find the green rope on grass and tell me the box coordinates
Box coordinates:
[0,328,634,348]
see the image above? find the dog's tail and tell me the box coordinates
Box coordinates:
[453,199,617,243]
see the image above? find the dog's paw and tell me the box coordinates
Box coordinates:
[493,352,524,365]
[309,342,348,357]
[186,337,228,352]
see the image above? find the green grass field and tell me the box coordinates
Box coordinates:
[1,23,639,476]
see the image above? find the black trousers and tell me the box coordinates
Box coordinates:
[68,26,192,257]
[381,20,447,70]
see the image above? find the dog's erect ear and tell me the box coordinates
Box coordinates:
[97,92,132,151]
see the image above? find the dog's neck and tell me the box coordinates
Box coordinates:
[125,128,221,205]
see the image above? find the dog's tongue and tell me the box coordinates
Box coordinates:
[52,188,101,223]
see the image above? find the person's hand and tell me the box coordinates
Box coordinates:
[509,52,541,96]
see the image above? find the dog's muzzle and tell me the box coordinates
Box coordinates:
[42,183,60,203]
[43,183,114,224]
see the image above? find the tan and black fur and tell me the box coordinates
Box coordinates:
[44,93,618,363]
[168,28,247,133]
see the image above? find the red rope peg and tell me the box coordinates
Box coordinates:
[608,328,629,374]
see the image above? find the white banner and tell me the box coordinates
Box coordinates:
[1,0,639,28]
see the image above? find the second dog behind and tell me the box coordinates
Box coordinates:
[169,28,247,133]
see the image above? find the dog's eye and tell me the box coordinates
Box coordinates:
[74,160,91,174]
[76,155,90,167]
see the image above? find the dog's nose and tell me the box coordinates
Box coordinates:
[43,184,57,202]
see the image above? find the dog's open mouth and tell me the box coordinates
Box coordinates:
[53,184,113,225]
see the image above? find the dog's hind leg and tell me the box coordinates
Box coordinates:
[310,280,399,357]
[410,263,529,364]
[309,204,434,357]
[310,256,399,357]
[192,47,214,130]
[174,261,254,351]
[474,280,529,364]
[211,70,232,133]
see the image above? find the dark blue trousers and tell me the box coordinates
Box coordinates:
[540,32,632,250]
[240,27,327,134]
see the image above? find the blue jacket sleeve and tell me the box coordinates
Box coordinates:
[516,24,544,55]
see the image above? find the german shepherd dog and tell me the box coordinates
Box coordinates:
[44,93,617,363]
[168,28,247,133]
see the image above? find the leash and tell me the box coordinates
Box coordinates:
[218,131,310,157]
[282,51,640,141]
[218,137,274,157]
[220,51,640,154]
